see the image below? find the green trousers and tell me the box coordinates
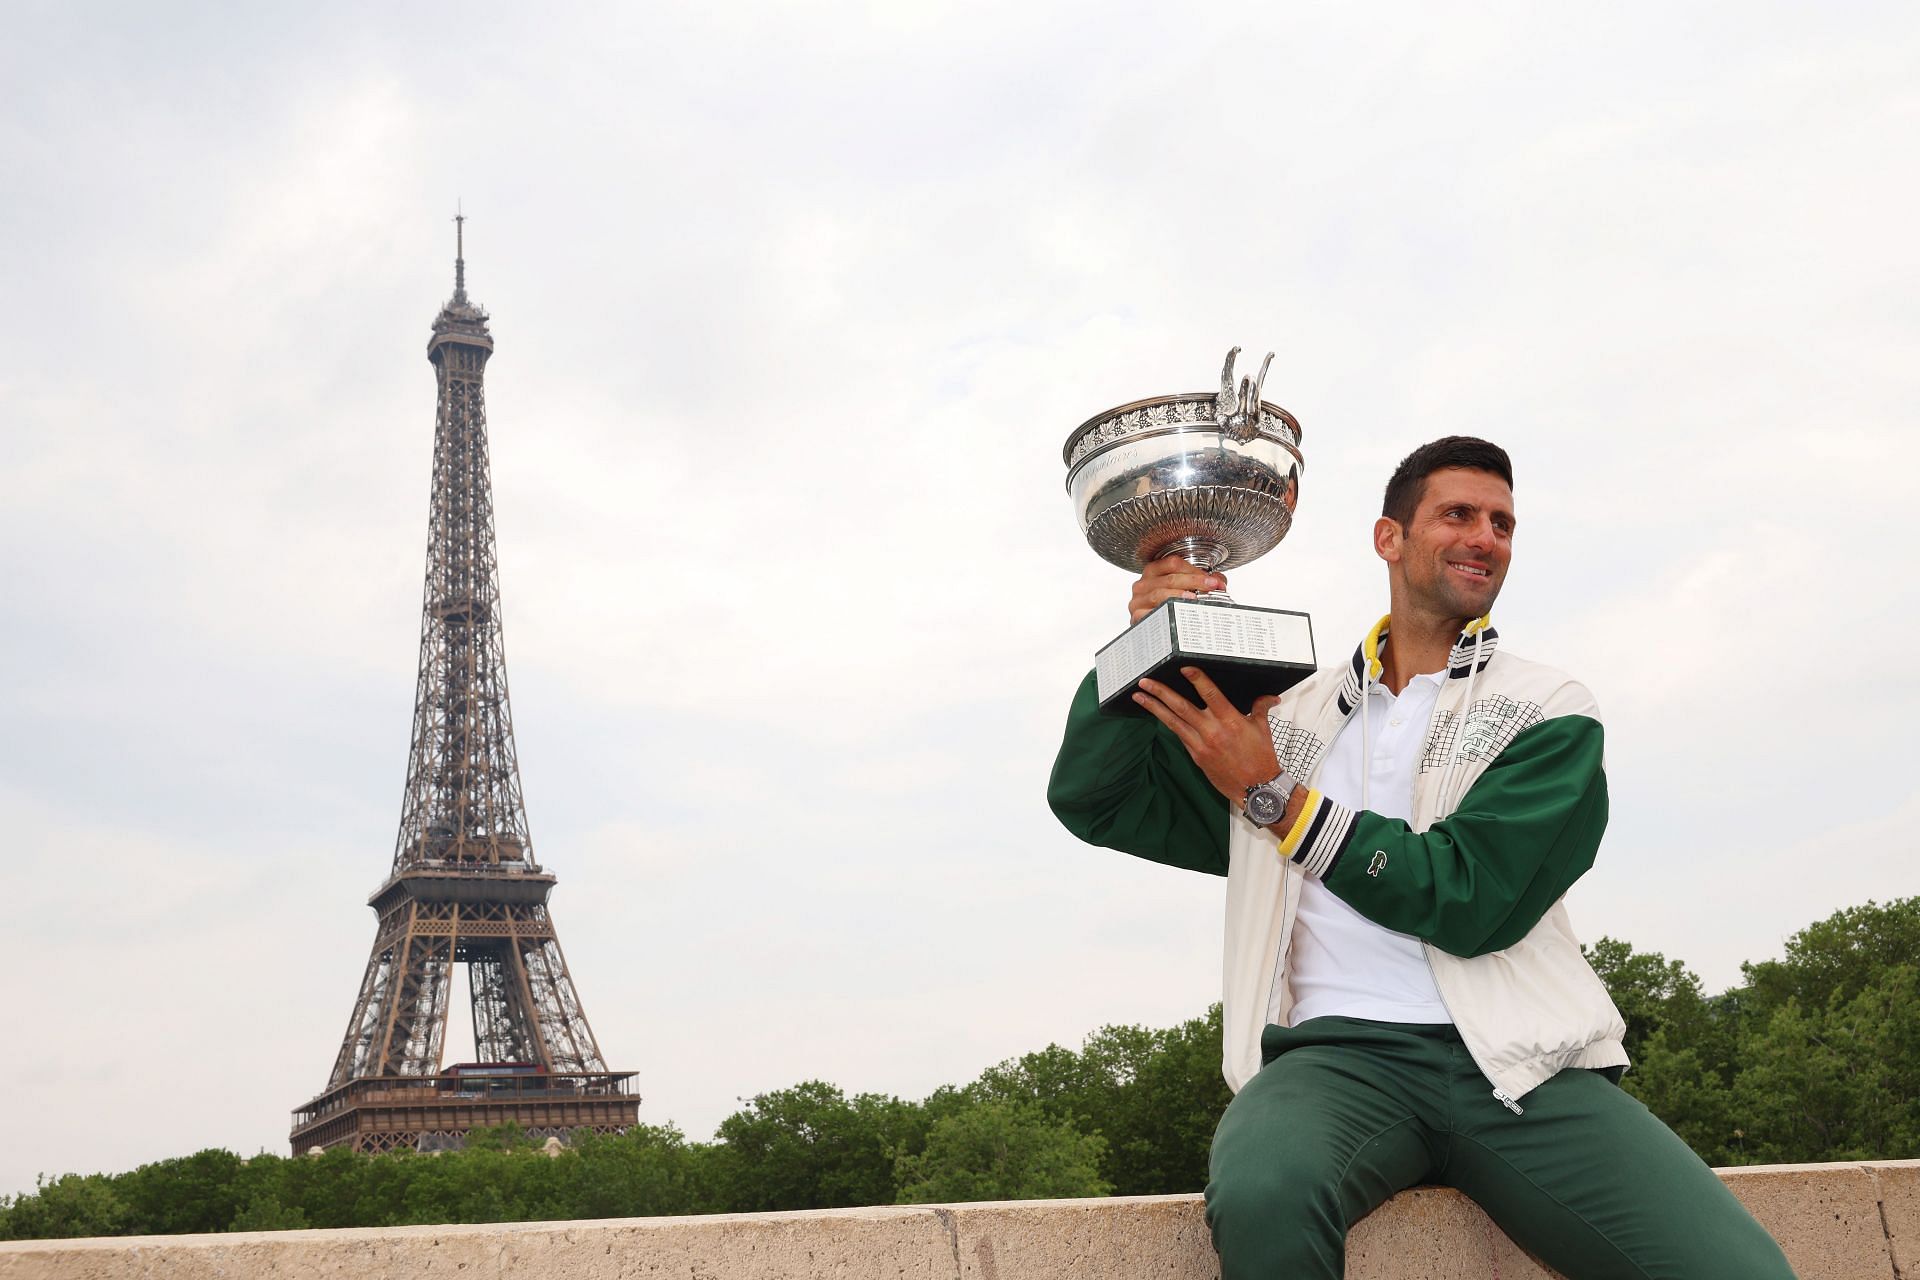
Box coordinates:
[1204,1018,1796,1279]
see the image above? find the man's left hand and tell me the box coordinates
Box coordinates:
[1134,667,1282,804]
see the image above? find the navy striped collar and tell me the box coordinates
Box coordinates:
[1335,615,1499,715]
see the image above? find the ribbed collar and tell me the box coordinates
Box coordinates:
[1335,614,1499,715]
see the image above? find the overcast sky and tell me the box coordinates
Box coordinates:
[3,0,1916,1199]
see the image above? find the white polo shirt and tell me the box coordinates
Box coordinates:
[1284,668,1453,1026]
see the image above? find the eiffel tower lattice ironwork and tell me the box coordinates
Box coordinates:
[291,220,637,1154]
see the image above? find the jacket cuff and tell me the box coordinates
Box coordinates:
[1277,789,1357,879]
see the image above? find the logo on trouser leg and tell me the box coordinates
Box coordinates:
[1367,851,1387,877]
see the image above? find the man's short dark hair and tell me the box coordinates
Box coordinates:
[1382,436,1514,528]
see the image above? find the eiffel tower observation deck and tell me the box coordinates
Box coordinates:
[291,220,637,1154]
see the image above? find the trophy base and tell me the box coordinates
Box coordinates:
[1095,599,1316,716]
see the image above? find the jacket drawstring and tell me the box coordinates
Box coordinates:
[1360,667,1372,811]
[1359,617,1387,811]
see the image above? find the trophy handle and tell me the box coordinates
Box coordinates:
[1215,347,1277,444]
[1215,347,1243,419]
[1247,352,1274,419]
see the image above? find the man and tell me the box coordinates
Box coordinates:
[1047,438,1793,1279]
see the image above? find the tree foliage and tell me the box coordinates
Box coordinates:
[894,1101,1108,1204]
[961,1005,1229,1195]
[1741,898,1920,1011]
[1584,895,1920,1167]
[709,1082,924,1212]
[6,899,1918,1240]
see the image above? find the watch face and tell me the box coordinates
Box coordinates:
[1248,786,1285,825]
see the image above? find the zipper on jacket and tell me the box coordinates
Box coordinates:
[1266,862,1296,1030]
[1419,943,1522,1115]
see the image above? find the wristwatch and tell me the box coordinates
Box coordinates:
[1243,770,1299,828]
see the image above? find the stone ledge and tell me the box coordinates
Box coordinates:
[2,1161,1914,1279]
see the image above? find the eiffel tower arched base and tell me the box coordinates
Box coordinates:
[291,1070,639,1154]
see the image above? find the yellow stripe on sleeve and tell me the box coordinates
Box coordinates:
[1276,788,1322,861]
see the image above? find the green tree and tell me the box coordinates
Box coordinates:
[710,1082,925,1211]
[552,1124,711,1219]
[1622,1029,1740,1165]
[345,1144,418,1228]
[1587,902,1920,1167]
[229,1193,311,1232]
[226,1153,310,1232]
[118,1149,248,1236]
[1583,938,1731,1072]
[0,1174,127,1241]
[965,1006,1230,1195]
[400,1126,606,1226]
[1740,898,1920,1015]
[275,1145,372,1230]
[894,1101,1109,1204]
[1109,1006,1232,1194]
[1728,964,1920,1164]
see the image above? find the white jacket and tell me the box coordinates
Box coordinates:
[1220,618,1628,1106]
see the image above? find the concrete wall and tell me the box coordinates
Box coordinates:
[2,1160,1915,1279]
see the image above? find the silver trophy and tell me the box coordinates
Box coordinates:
[1064,347,1317,715]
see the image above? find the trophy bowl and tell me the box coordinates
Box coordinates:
[1064,348,1314,715]
[1064,351,1303,575]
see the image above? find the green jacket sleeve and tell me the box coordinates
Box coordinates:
[1309,713,1607,956]
[1046,670,1231,876]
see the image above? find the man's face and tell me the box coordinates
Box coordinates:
[1378,467,1515,625]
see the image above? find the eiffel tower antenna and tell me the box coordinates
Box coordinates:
[453,204,467,302]
[292,220,638,1155]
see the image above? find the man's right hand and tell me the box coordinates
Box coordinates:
[1128,555,1227,624]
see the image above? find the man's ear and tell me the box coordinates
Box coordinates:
[1373,516,1403,564]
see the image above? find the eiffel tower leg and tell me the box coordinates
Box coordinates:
[329,944,394,1089]
[334,898,457,1077]
[470,948,537,1063]
[381,928,453,1074]
[518,932,607,1074]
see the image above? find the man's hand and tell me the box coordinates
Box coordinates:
[1134,666,1283,805]
[1129,555,1226,624]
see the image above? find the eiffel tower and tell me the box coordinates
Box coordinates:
[291,220,638,1154]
